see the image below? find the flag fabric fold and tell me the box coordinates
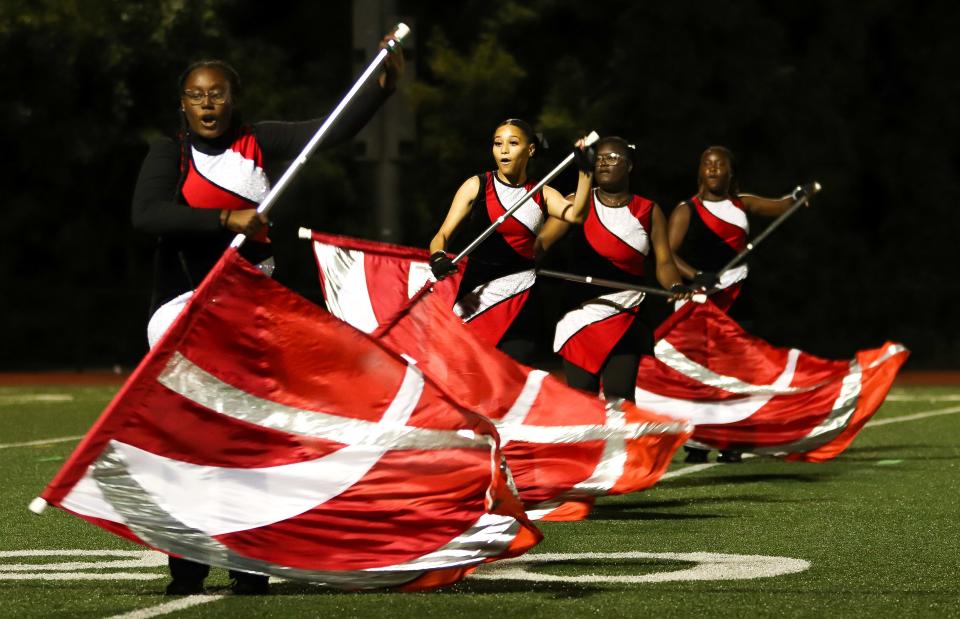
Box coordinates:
[634,300,908,461]
[39,248,539,591]
[307,232,693,520]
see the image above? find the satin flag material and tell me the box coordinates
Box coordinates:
[38,249,539,590]
[307,231,693,521]
[635,300,908,461]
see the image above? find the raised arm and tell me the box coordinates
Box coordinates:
[542,170,593,224]
[666,201,698,280]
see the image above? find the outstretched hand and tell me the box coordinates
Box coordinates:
[791,181,821,206]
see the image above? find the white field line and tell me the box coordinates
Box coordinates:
[104,595,226,619]
[0,435,84,450]
[864,404,960,427]
[885,394,960,402]
[0,394,74,405]
[661,404,960,480]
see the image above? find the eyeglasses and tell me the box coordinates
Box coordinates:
[182,89,229,105]
[596,152,627,165]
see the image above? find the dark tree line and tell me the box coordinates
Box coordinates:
[2,0,957,369]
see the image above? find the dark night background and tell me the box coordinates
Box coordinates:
[2,0,957,371]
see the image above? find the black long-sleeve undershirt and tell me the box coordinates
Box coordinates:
[131,79,390,308]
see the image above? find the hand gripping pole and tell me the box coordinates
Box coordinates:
[231,23,411,249]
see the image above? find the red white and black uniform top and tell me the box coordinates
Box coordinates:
[450,171,546,282]
[553,190,658,373]
[680,195,749,272]
[132,80,390,309]
[447,171,546,345]
[678,195,750,311]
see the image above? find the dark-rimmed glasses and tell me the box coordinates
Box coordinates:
[182,89,229,105]
[596,152,627,165]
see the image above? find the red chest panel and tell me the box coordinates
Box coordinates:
[483,172,545,260]
[691,196,748,252]
[583,193,654,276]
[181,131,266,211]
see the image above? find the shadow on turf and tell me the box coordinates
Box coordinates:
[838,444,938,460]
[586,493,813,520]
[261,579,606,598]
[663,472,834,488]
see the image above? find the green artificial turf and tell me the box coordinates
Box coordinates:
[1,385,958,618]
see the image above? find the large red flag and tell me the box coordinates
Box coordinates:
[634,301,908,461]
[37,249,539,590]
[307,232,693,521]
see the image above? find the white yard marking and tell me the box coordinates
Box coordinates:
[470,551,810,583]
[864,405,960,427]
[104,595,227,619]
[0,435,84,450]
[0,394,74,405]
[885,394,960,402]
[0,550,166,580]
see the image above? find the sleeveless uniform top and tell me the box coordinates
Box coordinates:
[449,171,546,347]
[679,195,750,312]
[182,127,270,212]
[554,191,660,373]
[681,196,749,271]
[451,172,545,269]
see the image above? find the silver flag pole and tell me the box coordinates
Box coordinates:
[231,22,411,249]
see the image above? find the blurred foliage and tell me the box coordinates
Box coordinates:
[1,0,957,369]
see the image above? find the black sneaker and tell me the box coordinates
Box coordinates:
[230,573,270,595]
[717,450,742,463]
[684,448,709,464]
[164,579,206,596]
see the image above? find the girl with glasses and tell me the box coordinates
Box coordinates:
[130,36,404,596]
[537,136,689,403]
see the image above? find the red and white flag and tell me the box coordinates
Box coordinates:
[37,249,539,591]
[635,300,908,461]
[306,232,692,521]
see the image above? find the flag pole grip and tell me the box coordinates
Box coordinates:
[28,497,47,514]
